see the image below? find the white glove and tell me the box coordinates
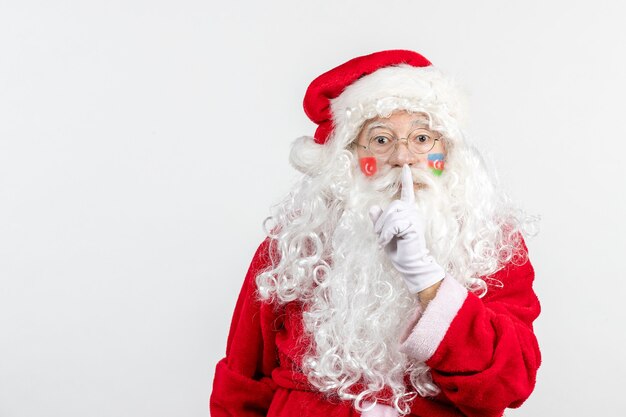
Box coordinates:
[369,164,446,293]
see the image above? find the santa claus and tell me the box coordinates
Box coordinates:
[210,50,541,417]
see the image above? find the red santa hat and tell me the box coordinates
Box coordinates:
[303,50,466,146]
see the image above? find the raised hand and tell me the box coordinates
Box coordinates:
[369,165,445,294]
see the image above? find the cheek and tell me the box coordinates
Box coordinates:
[427,153,445,176]
[359,157,377,176]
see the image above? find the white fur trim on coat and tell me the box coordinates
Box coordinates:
[399,275,468,362]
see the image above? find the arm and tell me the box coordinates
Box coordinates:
[417,280,442,309]
[401,253,541,417]
[210,239,279,417]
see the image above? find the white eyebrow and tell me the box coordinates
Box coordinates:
[411,117,431,128]
[366,122,392,134]
[364,116,433,135]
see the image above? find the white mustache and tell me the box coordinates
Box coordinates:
[369,165,436,195]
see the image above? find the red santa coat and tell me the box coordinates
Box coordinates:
[210,239,541,417]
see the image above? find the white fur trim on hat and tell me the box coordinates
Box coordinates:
[328,65,468,148]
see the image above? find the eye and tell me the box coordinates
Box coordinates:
[415,134,430,143]
[373,135,391,145]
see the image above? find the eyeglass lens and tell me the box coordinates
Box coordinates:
[368,129,438,156]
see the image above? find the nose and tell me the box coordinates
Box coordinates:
[388,140,419,167]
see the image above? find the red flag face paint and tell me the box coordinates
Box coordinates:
[359,157,378,176]
[427,153,445,176]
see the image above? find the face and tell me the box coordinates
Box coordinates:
[355,111,446,177]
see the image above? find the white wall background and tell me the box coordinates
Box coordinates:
[1,1,624,416]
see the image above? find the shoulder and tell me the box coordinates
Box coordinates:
[247,238,274,275]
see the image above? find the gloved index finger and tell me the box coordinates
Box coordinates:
[400,164,415,203]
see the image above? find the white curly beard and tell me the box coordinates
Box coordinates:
[257,137,532,414]
[259,163,456,412]
[303,165,450,407]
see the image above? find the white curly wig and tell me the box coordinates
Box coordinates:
[256,64,537,415]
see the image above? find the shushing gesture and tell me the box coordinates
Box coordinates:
[369,165,446,293]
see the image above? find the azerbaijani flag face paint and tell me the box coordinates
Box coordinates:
[427,153,445,176]
[359,157,378,176]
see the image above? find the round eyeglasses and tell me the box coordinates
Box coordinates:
[355,128,441,157]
